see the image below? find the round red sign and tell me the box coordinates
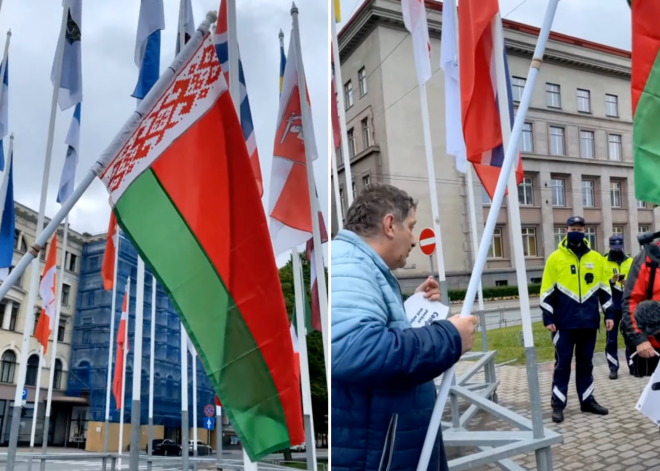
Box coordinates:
[419,228,436,256]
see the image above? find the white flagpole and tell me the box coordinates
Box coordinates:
[0,134,14,231]
[331,145,343,231]
[291,2,330,389]
[148,275,156,465]
[27,346,44,471]
[416,1,560,469]
[103,226,120,458]
[292,253,318,471]
[192,352,198,466]
[227,0,240,113]
[118,277,131,470]
[181,323,189,470]
[466,167,487,349]
[330,0,354,207]
[130,258,145,471]
[6,3,69,468]
[41,217,70,464]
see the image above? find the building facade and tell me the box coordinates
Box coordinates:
[332,0,660,291]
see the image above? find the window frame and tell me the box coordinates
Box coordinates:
[344,80,353,109]
[551,178,566,207]
[358,67,367,97]
[61,284,70,307]
[521,227,538,257]
[521,122,534,153]
[577,89,591,113]
[580,130,595,159]
[487,227,503,259]
[585,226,598,251]
[518,177,534,206]
[610,181,622,208]
[347,128,356,158]
[608,134,622,161]
[638,200,648,209]
[553,227,565,247]
[0,351,16,383]
[582,180,595,208]
[549,126,565,156]
[639,225,650,234]
[361,117,371,148]
[546,83,561,108]
[606,94,619,117]
[512,77,526,102]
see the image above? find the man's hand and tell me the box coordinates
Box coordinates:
[606,319,614,331]
[447,315,478,354]
[546,324,557,333]
[610,275,619,285]
[415,276,441,302]
[637,341,657,359]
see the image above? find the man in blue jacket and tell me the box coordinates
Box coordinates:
[331,183,477,471]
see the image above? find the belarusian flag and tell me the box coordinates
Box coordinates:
[34,234,58,353]
[99,30,303,459]
[113,287,129,410]
[631,0,660,205]
[102,212,117,291]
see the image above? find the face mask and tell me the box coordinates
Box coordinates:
[567,231,585,245]
[610,250,624,261]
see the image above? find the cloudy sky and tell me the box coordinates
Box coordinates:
[0,0,329,250]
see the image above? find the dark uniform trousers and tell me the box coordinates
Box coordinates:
[551,328,598,409]
[604,310,633,373]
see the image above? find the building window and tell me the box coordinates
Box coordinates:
[33,311,40,335]
[361,118,371,147]
[610,181,622,208]
[14,231,27,252]
[88,256,99,270]
[606,94,618,117]
[344,80,353,109]
[495,280,508,287]
[336,145,343,166]
[582,180,595,208]
[609,134,622,161]
[638,200,648,209]
[53,359,63,390]
[84,291,95,307]
[554,227,565,247]
[585,227,597,251]
[512,77,526,102]
[577,89,591,113]
[521,123,533,153]
[25,355,39,387]
[518,177,533,206]
[522,228,538,257]
[1,303,19,332]
[0,351,15,383]
[61,284,70,306]
[40,243,48,261]
[82,330,91,344]
[58,320,66,342]
[549,126,565,156]
[639,225,650,234]
[546,83,561,108]
[488,227,503,259]
[347,128,356,158]
[362,175,370,187]
[612,226,624,237]
[339,188,345,218]
[352,182,356,200]
[551,179,565,207]
[482,187,491,205]
[580,131,595,159]
[358,67,367,96]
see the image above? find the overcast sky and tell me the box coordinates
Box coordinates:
[0,0,329,254]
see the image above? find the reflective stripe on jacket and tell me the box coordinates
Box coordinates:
[602,252,633,311]
[540,237,613,329]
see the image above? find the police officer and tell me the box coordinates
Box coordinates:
[602,234,633,379]
[540,216,614,423]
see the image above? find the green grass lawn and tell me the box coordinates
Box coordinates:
[475,321,608,365]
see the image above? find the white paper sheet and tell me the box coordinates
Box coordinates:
[635,352,660,426]
[404,292,449,328]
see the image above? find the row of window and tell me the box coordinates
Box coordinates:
[337,117,372,164]
[338,174,372,218]
[0,302,67,340]
[487,224,650,259]
[512,78,620,117]
[0,351,64,389]
[13,231,79,272]
[518,123,623,161]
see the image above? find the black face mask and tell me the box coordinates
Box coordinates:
[610,250,625,262]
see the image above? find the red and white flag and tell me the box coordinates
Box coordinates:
[330,47,341,152]
[268,31,319,256]
[113,290,129,410]
[102,212,117,291]
[290,323,300,382]
[401,0,432,85]
[34,234,58,353]
[306,211,327,332]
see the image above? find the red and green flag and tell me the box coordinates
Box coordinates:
[631,0,660,205]
[99,30,304,460]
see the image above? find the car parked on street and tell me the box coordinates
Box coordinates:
[152,439,183,456]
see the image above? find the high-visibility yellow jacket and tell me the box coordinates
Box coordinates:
[540,237,613,329]
[602,252,633,312]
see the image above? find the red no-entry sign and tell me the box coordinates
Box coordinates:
[419,228,436,256]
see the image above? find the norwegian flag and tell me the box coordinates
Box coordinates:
[214,0,263,197]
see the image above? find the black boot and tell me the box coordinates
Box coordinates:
[552,406,564,423]
[581,398,608,415]
[609,370,618,380]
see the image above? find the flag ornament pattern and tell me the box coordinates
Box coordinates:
[214,0,263,197]
[102,212,118,291]
[113,288,129,410]
[52,0,82,110]
[57,102,81,204]
[133,0,164,100]
[34,234,58,353]
[99,32,304,460]
[458,0,523,199]
[631,0,660,205]
[401,0,432,85]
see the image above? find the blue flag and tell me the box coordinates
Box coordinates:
[0,147,15,278]
[57,102,80,204]
[132,0,164,100]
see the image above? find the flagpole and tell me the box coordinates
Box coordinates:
[292,252,318,471]
[192,352,198,468]
[40,216,70,470]
[181,323,189,471]
[148,275,156,471]
[416,1,560,469]
[331,144,343,231]
[102,225,120,462]
[6,3,69,468]
[129,259,145,471]
[27,346,44,471]
[0,134,14,230]
[227,0,240,114]
[330,0,354,207]
[466,167,487,350]
[291,2,330,389]
[118,278,130,470]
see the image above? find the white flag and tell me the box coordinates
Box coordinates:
[440,0,467,174]
[57,102,80,203]
[52,0,82,111]
[401,0,432,84]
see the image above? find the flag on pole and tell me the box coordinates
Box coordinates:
[290,323,300,382]
[631,0,660,205]
[269,31,319,256]
[215,0,263,197]
[132,0,164,100]
[306,211,327,332]
[279,32,286,95]
[459,0,523,199]
[401,0,432,85]
[334,0,341,22]
[102,213,117,291]
[176,0,195,55]
[0,148,14,281]
[440,0,467,174]
[0,58,7,170]
[56,102,81,204]
[34,234,58,353]
[113,289,129,410]
[99,32,304,459]
[52,0,82,111]
[330,48,341,150]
